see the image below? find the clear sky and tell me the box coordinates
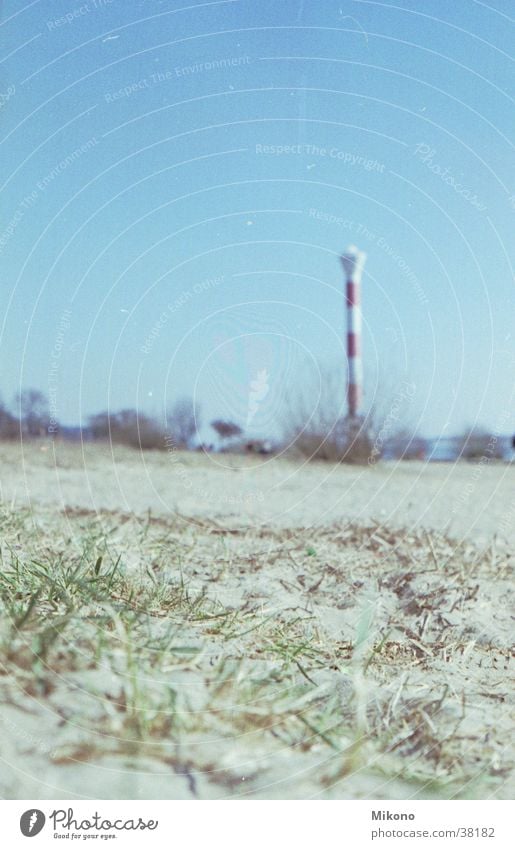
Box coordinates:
[0,0,514,438]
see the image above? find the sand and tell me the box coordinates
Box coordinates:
[2,441,515,545]
[0,442,513,800]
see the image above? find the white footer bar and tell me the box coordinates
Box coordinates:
[2,800,512,848]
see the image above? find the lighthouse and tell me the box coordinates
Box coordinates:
[341,245,367,418]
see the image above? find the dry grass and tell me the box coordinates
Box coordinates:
[0,505,513,799]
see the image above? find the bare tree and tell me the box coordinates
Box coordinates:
[17,389,50,436]
[167,396,200,447]
[88,411,111,440]
[211,419,243,445]
[0,397,18,440]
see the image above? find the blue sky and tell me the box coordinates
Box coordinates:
[0,0,514,437]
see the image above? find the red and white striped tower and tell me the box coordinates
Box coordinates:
[341,245,367,418]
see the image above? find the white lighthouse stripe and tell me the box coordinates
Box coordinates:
[348,356,363,384]
[347,306,362,335]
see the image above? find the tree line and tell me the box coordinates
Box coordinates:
[0,387,509,463]
[0,389,247,452]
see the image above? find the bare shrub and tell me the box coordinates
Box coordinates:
[89,398,200,452]
[89,409,165,451]
[456,427,505,461]
[282,369,375,464]
[383,427,427,461]
[283,367,417,464]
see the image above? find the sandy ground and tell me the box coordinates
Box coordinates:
[2,441,515,545]
[0,442,513,800]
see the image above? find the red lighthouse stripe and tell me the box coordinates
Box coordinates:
[346,281,360,306]
[347,332,360,357]
[348,383,361,417]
